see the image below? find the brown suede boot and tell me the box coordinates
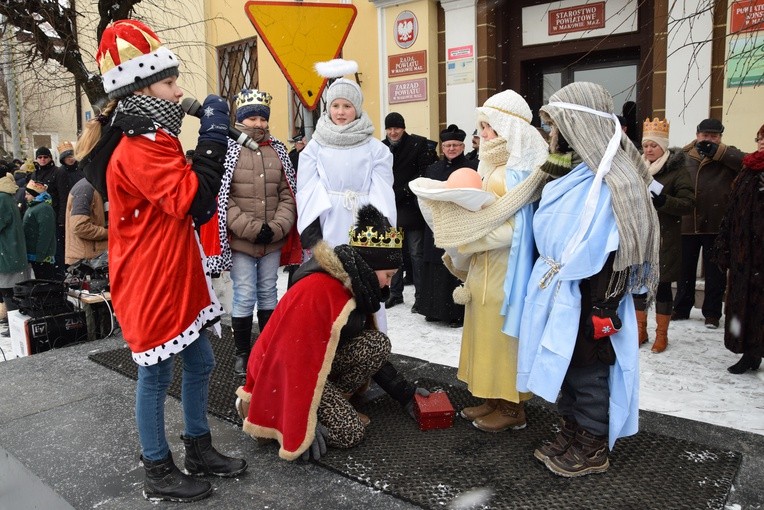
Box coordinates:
[651,313,670,353]
[472,400,526,432]
[635,310,648,345]
[460,399,498,421]
[534,417,577,462]
[544,428,609,477]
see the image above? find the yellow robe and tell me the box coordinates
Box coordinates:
[456,160,532,403]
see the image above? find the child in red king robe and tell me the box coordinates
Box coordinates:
[76,19,246,502]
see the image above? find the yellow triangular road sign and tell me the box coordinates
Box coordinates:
[245,1,357,110]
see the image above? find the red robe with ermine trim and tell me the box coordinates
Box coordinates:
[236,268,355,460]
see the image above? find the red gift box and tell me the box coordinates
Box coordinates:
[414,391,455,431]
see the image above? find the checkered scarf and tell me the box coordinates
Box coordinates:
[115,94,184,135]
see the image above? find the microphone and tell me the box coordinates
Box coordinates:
[181,97,259,151]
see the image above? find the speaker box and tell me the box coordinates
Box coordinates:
[17,311,89,355]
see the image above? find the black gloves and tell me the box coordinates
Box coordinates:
[197,94,230,146]
[404,387,431,420]
[255,223,274,244]
[695,140,719,159]
[651,191,667,209]
[301,422,329,461]
[587,307,622,340]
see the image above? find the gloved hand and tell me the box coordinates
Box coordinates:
[255,223,274,244]
[650,191,667,208]
[695,140,719,159]
[588,308,622,340]
[301,422,328,461]
[197,94,230,145]
[404,387,431,420]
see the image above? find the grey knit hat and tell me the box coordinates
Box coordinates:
[326,78,363,117]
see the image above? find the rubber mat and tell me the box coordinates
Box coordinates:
[90,338,741,509]
[318,378,741,510]
[88,326,245,426]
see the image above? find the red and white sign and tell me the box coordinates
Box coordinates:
[731,0,764,33]
[394,10,419,49]
[388,78,427,104]
[548,2,606,35]
[447,45,474,60]
[388,50,427,77]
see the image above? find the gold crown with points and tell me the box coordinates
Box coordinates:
[348,225,404,249]
[642,117,670,139]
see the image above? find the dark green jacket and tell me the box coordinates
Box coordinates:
[652,149,695,282]
[0,192,28,273]
[23,197,57,263]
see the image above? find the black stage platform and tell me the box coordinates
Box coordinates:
[1,329,762,509]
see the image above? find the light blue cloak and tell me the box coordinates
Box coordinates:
[517,163,639,449]
[500,168,536,338]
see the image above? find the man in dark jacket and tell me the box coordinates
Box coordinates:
[381,112,435,312]
[54,141,84,278]
[673,119,745,328]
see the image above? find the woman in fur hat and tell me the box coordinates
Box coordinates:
[714,123,764,374]
[447,91,549,433]
[634,118,694,353]
[76,19,246,502]
[236,204,421,461]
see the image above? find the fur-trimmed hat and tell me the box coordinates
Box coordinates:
[440,124,466,142]
[385,112,406,129]
[96,19,180,99]
[35,147,52,158]
[26,180,48,197]
[349,205,403,270]
[58,141,75,162]
[235,88,272,123]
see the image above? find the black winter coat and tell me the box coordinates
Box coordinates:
[714,153,764,356]
[54,163,85,224]
[383,132,436,230]
[651,149,695,282]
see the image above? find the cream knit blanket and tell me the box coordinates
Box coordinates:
[421,167,549,248]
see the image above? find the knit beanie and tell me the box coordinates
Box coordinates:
[440,124,466,142]
[385,112,406,129]
[642,118,669,151]
[235,88,272,122]
[349,205,403,270]
[35,147,52,158]
[57,141,75,162]
[326,78,363,117]
[26,180,47,197]
[96,19,180,99]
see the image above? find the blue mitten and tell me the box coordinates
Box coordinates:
[404,387,431,420]
[198,94,230,145]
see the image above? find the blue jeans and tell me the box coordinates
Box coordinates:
[136,331,215,461]
[230,250,281,317]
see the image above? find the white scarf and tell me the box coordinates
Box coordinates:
[311,111,375,149]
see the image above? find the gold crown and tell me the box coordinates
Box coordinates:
[643,117,670,139]
[349,226,404,249]
[235,89,272,110]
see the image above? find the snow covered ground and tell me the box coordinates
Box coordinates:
[2,271,761,436]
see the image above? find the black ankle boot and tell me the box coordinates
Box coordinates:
[728,353,762,374]
[231,315,253,377]
[256,309,274,335]
[182,432,248,477]
[143,452,212,502]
